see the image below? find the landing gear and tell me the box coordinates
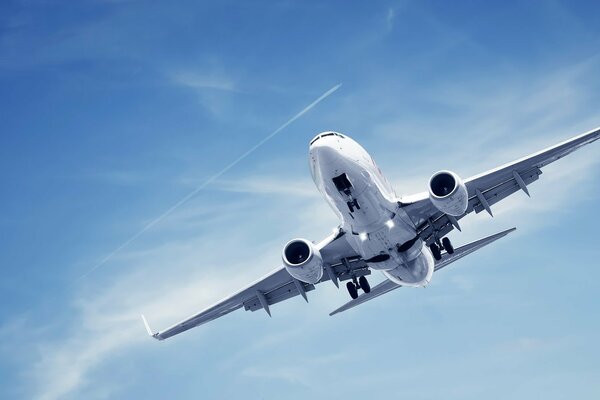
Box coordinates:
[346,281,359,299]
[430,237,454,261]
[429,243,442,261]
[359,275,371,293]
[346,275,371,299]
[442,237,454,254]
[346,199,360,213]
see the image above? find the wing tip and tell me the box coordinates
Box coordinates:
[141,314,163,341]
[503,226,517,235]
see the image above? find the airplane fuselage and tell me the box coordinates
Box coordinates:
[309,132,434,287]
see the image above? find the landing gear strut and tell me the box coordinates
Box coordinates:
[346,275,371,299]
[346,199,360,213]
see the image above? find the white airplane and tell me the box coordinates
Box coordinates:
[142,126,600,340]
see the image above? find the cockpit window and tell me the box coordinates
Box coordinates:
[310,132,345,145]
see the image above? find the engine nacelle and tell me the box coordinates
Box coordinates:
[428,170,468,217]
[282,239,324,284]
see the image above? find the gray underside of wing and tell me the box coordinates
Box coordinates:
[152,267,290,340]
[329,227,517,316]
[402,126,600,246]
[149,230,366,340]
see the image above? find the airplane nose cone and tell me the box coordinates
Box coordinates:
[311,141,340,165]
[310,134,342,166]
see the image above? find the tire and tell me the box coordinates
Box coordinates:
[430,243,442,261]
[442,237,454,254]
[359,276,371,293]
[346,282,359,299]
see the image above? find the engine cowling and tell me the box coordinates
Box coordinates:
[428,170,468,216]
[282,239,324,284]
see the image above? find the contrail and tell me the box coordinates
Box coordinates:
[80,83,342,279]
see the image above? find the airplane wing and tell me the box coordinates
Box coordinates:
[401,126,600,245]
[142,230,367,340]
[329,227,517,315]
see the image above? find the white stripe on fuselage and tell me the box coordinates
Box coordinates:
[308,132,434,287]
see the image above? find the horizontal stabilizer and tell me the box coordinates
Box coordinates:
[330,227,517,316]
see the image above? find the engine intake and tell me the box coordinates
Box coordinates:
[282,239,324,284]
[428,170,468,216]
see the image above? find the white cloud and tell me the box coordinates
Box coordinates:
[24,237,286,399]
[212,175,320,198]
[171,70,236,92]
[386,8,396,32]
[241,352,349,387]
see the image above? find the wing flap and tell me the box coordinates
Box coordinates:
[150,267,289,340]
[243,258,372,312]
[404,126,600,241]
[145,232,367,340]
[470,167,541,214]
[244,281,316,312]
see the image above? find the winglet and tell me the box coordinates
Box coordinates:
[141,314,163,341]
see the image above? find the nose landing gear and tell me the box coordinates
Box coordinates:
[346,199,360,213]
[346,275,371,299]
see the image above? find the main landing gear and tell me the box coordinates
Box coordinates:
[346,275,371,299]
[429,237,455,261]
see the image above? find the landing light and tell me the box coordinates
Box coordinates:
[385,219,395,228]
[359,232,368,241]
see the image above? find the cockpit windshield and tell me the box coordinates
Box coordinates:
[310,132,345,145]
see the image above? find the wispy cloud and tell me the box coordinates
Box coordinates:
[212,175,319,198]
[171,70,237,92]
[24,236,287,399]
[386,8,396,32]
[78,83,341,280]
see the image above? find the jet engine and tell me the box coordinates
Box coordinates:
[428,170,468,216]
[282,239,324,284]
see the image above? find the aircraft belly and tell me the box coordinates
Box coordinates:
[383,244,435,287]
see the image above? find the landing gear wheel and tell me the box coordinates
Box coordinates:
[359,276,371,293]
[346,282,359,299]
[442,237,454,254]
[430,243,442,261]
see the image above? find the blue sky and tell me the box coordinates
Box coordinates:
[1,0,600,399]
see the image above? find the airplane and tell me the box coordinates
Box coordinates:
[142,126,600,340]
